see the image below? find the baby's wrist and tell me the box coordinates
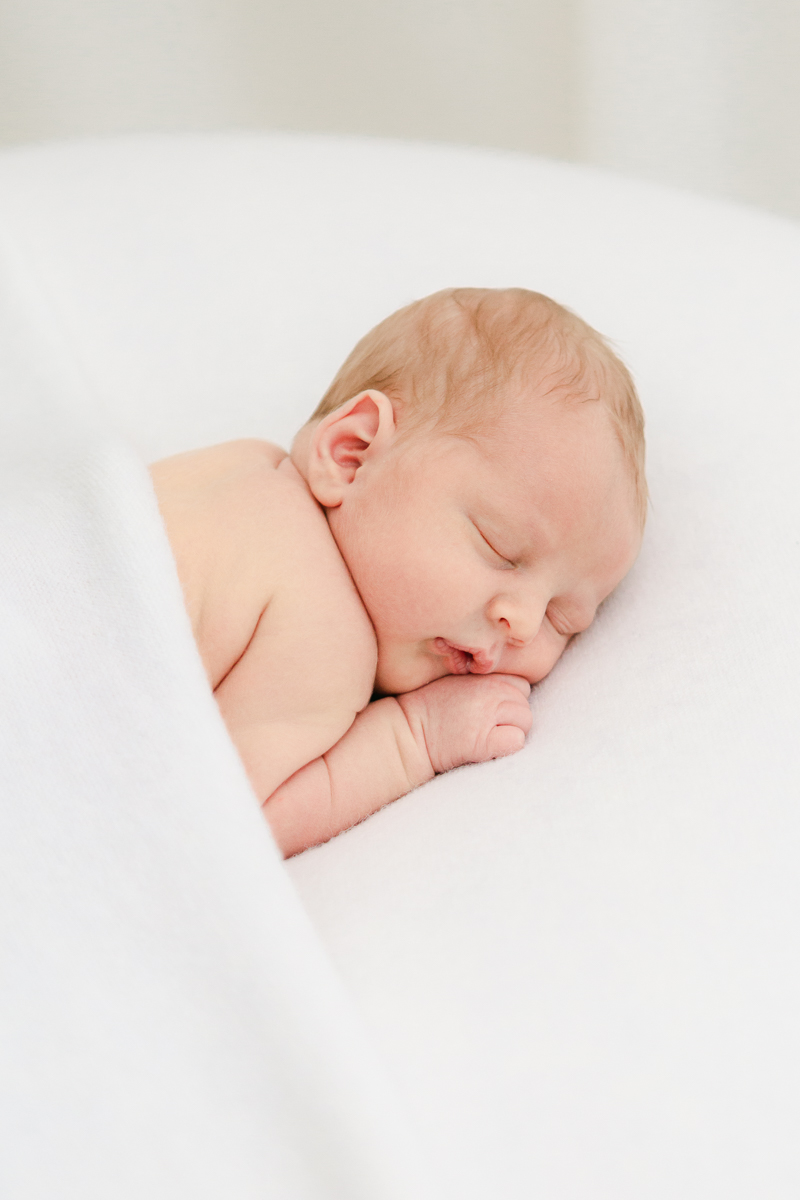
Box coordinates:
[392,693,437,787]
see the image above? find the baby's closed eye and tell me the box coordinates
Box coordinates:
[472,521,518,569]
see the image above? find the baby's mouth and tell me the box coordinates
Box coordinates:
[433,638,497,675]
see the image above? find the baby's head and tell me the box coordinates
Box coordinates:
[292,287,646,694]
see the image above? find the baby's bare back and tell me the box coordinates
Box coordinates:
[150,440,377,798]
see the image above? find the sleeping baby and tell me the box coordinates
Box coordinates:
[150,288,646,857]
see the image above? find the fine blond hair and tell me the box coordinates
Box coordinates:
[311,287,647,525]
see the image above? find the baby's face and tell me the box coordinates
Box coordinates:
[327,396,642,696]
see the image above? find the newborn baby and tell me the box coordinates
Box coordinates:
[151,288,646,857]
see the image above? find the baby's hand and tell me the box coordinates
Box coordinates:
[397,673,532,775]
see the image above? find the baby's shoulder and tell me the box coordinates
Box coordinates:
[151,439,376,705]
[151,437,317,537]
[150,437,286,495]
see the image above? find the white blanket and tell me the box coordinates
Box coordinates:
[0,132,798,1198]
[0,251,438,1198]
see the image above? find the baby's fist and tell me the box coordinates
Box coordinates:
[398,673,532,775]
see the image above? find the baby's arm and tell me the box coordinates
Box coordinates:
[264,673,532,857]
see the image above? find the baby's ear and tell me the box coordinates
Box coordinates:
[306,390,395,506]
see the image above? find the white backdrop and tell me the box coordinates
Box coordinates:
[0,0,798,220]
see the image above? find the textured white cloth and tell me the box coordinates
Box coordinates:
[0,132,798,1199]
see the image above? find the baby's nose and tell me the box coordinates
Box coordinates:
[487,593,545,646]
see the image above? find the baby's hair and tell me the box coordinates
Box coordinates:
[310,287,647,526]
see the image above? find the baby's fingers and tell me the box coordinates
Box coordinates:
[486,724,526,759]
[495,698,533,734]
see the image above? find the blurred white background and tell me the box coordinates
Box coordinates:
[0,0,797,220]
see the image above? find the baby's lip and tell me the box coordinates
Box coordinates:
[433,638,500,675]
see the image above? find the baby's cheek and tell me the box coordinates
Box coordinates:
[499,633,570,685]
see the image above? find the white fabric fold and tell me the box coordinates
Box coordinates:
[0,260,439,1199]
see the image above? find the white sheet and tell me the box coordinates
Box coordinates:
[0,131,798,1198]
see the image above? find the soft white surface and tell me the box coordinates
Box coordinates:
[0,132,798,1198]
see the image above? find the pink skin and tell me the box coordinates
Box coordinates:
[297,388,642,703]
[397,672,534,771]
